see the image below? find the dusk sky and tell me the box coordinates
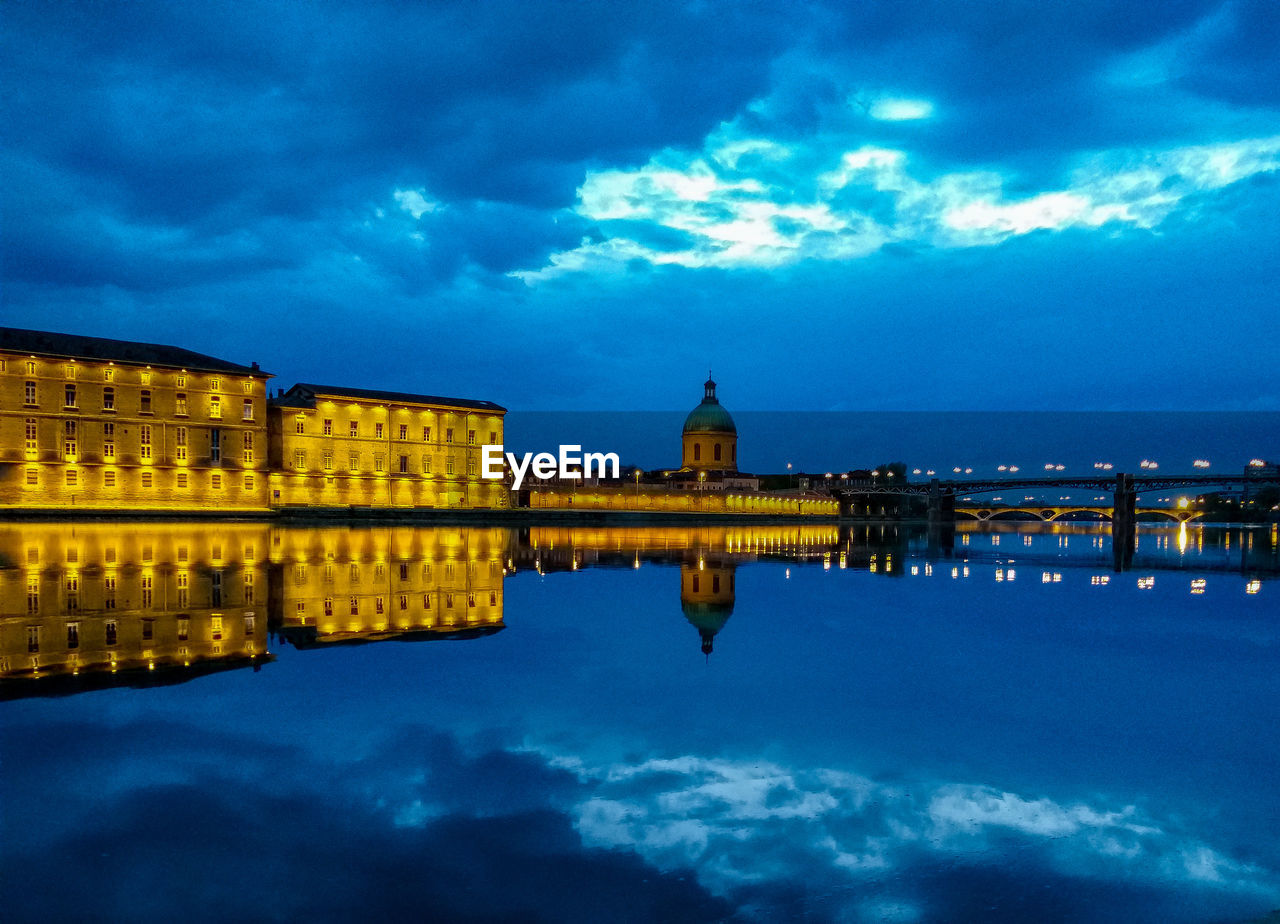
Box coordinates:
[4,0,1278,411]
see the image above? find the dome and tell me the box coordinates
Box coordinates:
[682,376,737,435]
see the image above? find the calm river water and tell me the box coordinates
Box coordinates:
[2,520,1277,922]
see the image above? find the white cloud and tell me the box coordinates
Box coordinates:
[393,187,439,219]
[514,117,1280,282]
[868,97,935,121]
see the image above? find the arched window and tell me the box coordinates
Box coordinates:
[712,575,720,593]
[731,444,736,462]
[714,443,722,461]
[692,575,700,592]
[694,443,701,461]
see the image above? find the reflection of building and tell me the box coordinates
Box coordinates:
[268,526,507,647]
[267,384,508,509]
[681,561,735,656]
[0,327,272,511]
[0,523,272,695]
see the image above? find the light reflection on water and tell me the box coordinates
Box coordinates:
[1,521,1277,923]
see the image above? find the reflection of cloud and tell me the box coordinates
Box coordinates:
[6,720,1277,922]
[516,122,1280,280]
[546,752,1278,918]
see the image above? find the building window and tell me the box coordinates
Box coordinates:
[210,428,221,462]
[243,380,253,394]
[374,453,385,472]
[63,420,77,460]
[209,395,222,418]
[24,380,36,406]
[489,430,497,444]
[242,398,254,421]
[244,474,254,490]
[140,424,152,461]
[140,370,152,385]
[467,429,476,445]
[349,595,359,615]
[177,616,188,640]
[210,377,220,390]
[64,363,76,379]
[174,426,187,461]
[27,626,40,653]
[212,615,223,639]
[398,454,409,473]
[714,443,722,461]
[142,618,154,640]
[140,389,152,413]
[141,471,153,488]
[25,360,36,375]
[294,450,307,470]
[101,366,112,381]
[176,373,186,387]
[349,452,360,472]
[375,597,385,615]
[375,422,384,439]
[102,421,115,460]
[446,428,454,443]
[322,450,332,471]
[694,443,701,461]
[422,456,431,474]
[66,469,78,487]
[211,473,222,489]
[466,459,476,476]
[105,621,117,645]
[67,623,79,649]
[26,468,38,486]
[24,418,37,456]
[176,472,187,488]
[104,470,117,487]
[242,432,254,463]
[64,383,77,407]
[396,424,407,440]
[323,418,332,435]
[102,386,115,410]
[446,459,454,475]
[349,421,358,437]
[295,416,306,434]
[244,614,256,635]
[175,392,188,415]
[423,426,431,441]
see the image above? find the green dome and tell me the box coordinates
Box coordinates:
[683,377,737,434]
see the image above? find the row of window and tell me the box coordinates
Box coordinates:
[25,575,244,615]
[23,421,253,463]
[2,359,254,393]
[305,419,497,444]
[23,614,255,652]
[293,561,500,582]
[22,546,252,565]
[316,591,497,617]
[292,449,477,476]
[30,469,258,491]
[20,382,255,419]
[692,442,735,462]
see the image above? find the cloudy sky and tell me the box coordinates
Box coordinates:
[4,0,1278,410]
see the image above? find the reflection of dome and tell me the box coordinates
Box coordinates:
[682,377,737,435]
[681,562,736,656]
[682,601,734,656]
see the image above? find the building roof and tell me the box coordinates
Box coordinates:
[278,382,505,413]
[0,326,267,375]
[683,377,736,434]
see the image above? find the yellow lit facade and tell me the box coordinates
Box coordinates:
[268,525,507,645]
[528,486,838,515]
[0,328,271,511]
[0,522,271,689]
[267,384,508,509]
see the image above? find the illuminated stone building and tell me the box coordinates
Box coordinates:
[267,384,508,509]
[0,522,271,694]
[681,375,738,473]
[0,327,271,511]
[267,525,507,646]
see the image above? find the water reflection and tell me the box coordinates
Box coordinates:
[3,521,1274,697]
[2,520,1278,921]
[0,523,271,697]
